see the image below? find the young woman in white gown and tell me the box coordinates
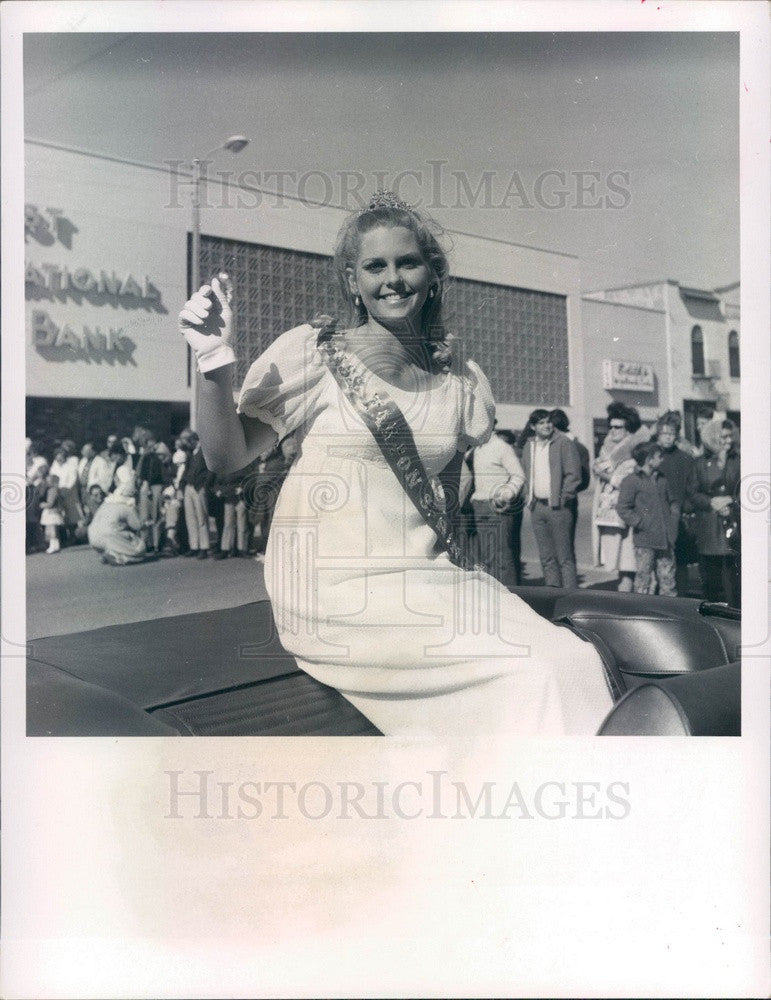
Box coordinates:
[179,193,613,740]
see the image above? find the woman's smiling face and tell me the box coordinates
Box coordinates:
[350,225,433,330]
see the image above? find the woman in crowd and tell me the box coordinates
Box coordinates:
[178,191,614,740]
[26,438,49,480]
[654,412,698,596]
[87,473,151,566]
[77,443,96,514]
[49,442,82,545]
[591,402,650,592]
[25,453,49,554]
[691,419,741,607]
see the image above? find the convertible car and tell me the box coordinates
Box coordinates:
[27,587,740,737]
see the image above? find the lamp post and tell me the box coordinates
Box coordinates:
[188,135,250,430]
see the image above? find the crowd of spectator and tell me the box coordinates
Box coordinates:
[460,403,740,607]
[26,405,741,607]
[25,424,295,567]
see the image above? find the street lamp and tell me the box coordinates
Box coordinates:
[188,135,250,430]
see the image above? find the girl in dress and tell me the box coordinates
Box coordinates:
[179,193,614,740]
[39,473,65,554]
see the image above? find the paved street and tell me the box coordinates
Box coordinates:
[26,546,269,640]
[27,493,620,640]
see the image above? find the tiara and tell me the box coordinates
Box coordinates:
[358,190,415,216]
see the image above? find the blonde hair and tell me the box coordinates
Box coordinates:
[332,199,453,372]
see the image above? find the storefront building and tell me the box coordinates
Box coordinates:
[25,140,588,454]
[583,280,740,455]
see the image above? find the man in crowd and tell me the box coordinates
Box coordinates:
[136,432,165,553]
[520,409,582,589]
[180,431,214,559]
[77,442,96,509]
[247,435,298,561]
[466,421,526,588]
[681,405,715,459]
[548,408,591,558]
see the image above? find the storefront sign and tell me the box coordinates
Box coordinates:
[25,203,163,364]
[30,309,134,357]
[602,359,655,392]
[25,203,163,304]
[25,262,161,302]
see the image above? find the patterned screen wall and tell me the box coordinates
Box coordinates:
[443,275,569,405]
[198,235,569,404]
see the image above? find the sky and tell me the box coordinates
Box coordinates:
[23,30,739,292]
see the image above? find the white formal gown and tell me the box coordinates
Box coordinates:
[238,323,613,740]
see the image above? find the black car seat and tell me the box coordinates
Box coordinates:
[549,591,740,694]
[597,661,740,736]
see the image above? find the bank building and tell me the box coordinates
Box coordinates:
[25,140,739,456]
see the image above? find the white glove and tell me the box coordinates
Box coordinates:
[179,273,236,372]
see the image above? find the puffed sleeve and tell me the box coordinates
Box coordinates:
[457,358,496,449]
[236,323,328,439]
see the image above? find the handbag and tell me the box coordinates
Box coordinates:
[718,501,741,554]
[313,316,479,571]
[594,482,624,529]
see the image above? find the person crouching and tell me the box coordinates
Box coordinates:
[87,474,152,566]
[617,441,679,596]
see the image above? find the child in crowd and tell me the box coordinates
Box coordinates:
[39,473,65,554]
[617,441,680,596]
[74,484,107,542]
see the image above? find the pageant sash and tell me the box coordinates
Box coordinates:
[312,316,477,571]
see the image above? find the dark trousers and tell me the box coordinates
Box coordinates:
[699,555,740,608]
[471,500,522,588]
[530,500,578,589]
[565,495,578,557]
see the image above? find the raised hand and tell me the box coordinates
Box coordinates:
[178,273,236,372]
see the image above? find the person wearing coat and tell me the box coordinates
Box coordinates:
[136,434,165,552]
[180,432,215,558]
[691,419,741,607]
[548,407,591,560]
[591,403,650,592]
[520,409,582,589]
[654,414,698,595]
[87,476,150,566]
[617,441,680,595]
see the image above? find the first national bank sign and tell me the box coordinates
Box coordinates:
[25,204,164,358]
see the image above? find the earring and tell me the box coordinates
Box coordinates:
[428,287,436,300]
[354,294,361,307]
